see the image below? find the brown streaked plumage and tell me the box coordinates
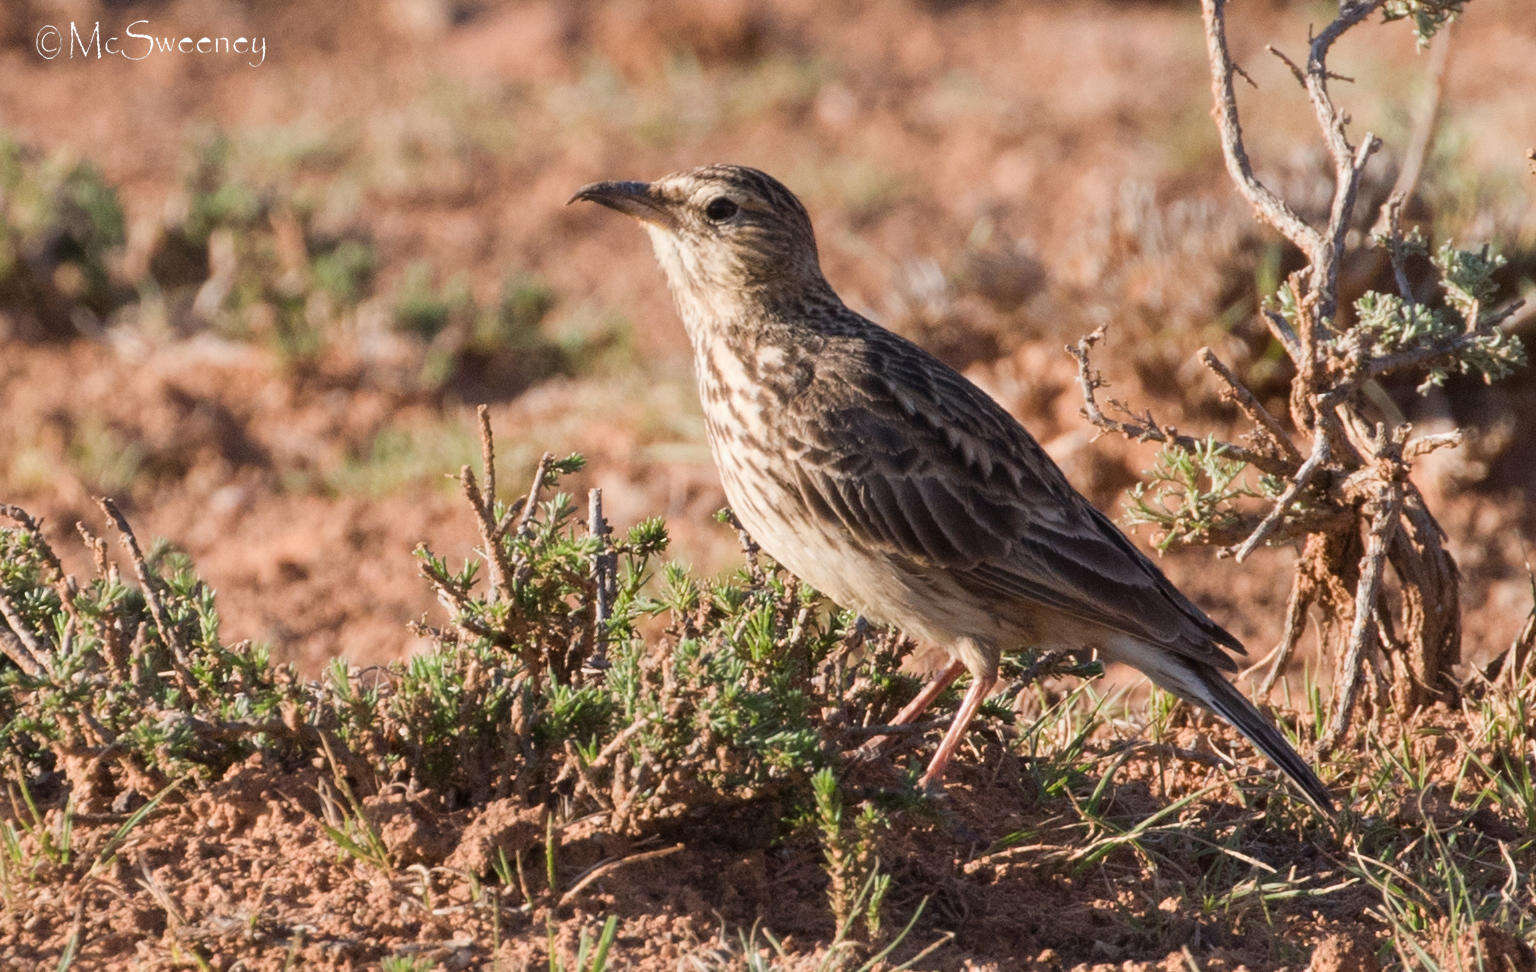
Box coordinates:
[572,164,1332,811]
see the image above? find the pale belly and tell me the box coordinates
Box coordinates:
[707,434,1019,657]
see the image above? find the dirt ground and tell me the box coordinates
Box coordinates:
[4,704,1534,970]
[2,0,1535,967]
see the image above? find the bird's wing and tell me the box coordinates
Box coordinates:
[782,327,1243,671]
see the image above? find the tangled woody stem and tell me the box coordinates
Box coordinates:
[1074,0,1526,745]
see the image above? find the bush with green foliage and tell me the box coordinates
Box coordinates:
[393,264,575,394]
[143,132,377,360]
[0,503,301,803]
[0,418,929,828]
[0,135,127,340]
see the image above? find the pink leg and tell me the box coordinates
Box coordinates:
[918,668,998,792]
[859,660,966,754]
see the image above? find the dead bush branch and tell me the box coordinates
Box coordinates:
[1080,0,1507,741]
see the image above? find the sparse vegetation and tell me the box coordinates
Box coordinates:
[0,414,946,962]
[4,410,1535,966]
[0,135,126,341]
[2,0,1535,966]
[811,766,892,950]
[3,127,605,397]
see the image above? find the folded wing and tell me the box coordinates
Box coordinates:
[783,325,1245,671]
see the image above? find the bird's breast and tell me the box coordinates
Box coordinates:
[693,351,853,598]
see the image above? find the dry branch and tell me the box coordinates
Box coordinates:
[477,404,496,513]
[99,497,203,700]
[0,601,43,676]
[1199,0,1321,258]
[1228,435,1328,563]
[1323,483,1402,749]
[1081,0,1494,739]
[1197,347,1302,466]
[1070,328,1291,477]
[507,452,555,540]
[557,843,685,908]
[588,488,615,668]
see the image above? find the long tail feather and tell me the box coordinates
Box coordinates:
[1186,665,1334,813]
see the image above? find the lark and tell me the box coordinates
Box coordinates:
[572,165,1332,810]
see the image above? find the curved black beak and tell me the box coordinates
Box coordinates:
[568,180,676,228]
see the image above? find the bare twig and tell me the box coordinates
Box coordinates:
[505,452,555,540]
[1375,28,1452,237]
[465,405,508,597]
[1069,328,1291,476]
[477,404,496,514]
[1197,346,1303,465]
[1246,573,1314,697]
[1200,0,1323,259]
[415,550,507,647]
[98,498,201,696]
[1229,435,1329,563]
[461,468,510,603]
[1320,133,1383,318]
[1266,45,1305,86]
[587,488,614,669]
[1308,1,1389,269]
[1323,483,1403,749]
[840,718,949,742]
[0,602,43,676]
[557,843,685,908]
[1262,308,1302,358]
[1379,194,1419,310]
[722,507,764,586]
[1404,429,1462,459]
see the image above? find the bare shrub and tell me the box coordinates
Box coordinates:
[1072,0,1526,745]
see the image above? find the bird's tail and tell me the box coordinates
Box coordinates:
[1107,637,1334,812]
[1179,662,1334,813]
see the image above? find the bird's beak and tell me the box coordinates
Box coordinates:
[568,180,677,229]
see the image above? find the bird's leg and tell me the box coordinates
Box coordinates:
[858,659,966,756]
[918,667,998,792]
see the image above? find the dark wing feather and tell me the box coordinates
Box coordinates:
[783,321,1243,670]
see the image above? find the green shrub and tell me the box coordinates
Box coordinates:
[0,417,919,828]
[395,266,575,395]
[0,503,301,798]
[0,135,127,339]
[145,131,377,361]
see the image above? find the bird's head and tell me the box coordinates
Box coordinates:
[570,165,826,304]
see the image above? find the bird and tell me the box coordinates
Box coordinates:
[571,164,1333,811]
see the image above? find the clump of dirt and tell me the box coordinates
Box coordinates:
[443,798,545,875]
[1434,921,1536,972]
[1308,932,1381,972]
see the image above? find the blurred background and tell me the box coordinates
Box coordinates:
[1,0,1532,675]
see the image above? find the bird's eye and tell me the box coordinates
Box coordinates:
[703,197,739,222]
